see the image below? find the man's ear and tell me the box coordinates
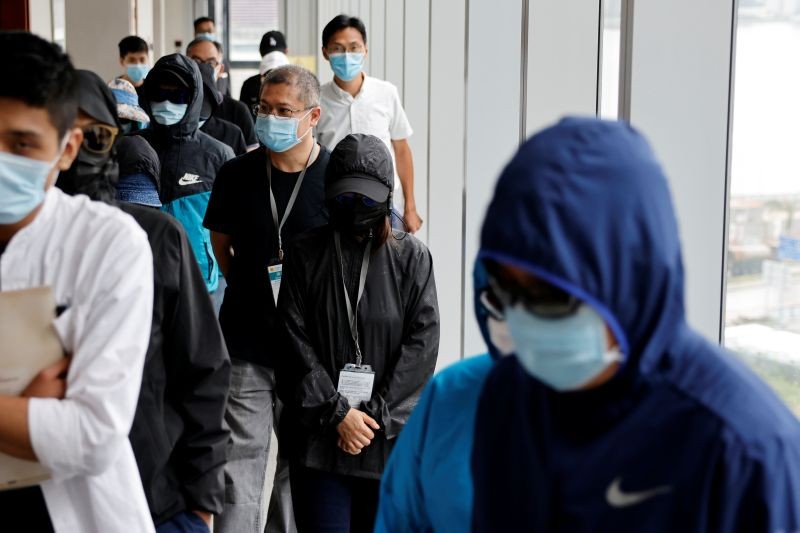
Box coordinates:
[45,127,82,189]
[321,47,329,61]
[58,128,83,171]
[120,57,126,68]
[309,106,322,127]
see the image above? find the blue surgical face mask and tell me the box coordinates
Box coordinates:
[329,53,364,81]
[0,148,63,224]
[504,304,623,391]
[196,32,217,41]
[150,100,188,126]
[125,63,149,84]
[255,109,312,152]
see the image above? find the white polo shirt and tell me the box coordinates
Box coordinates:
[317,74,413,207]
[0,188,155,532]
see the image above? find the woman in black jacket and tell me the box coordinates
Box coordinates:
[277,134,440,533]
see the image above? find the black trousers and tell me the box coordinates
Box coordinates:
[289,463,380,533]
[0,486,55,532]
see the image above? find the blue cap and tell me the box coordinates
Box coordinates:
[116,172,161,207]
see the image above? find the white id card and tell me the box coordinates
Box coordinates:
[337,363,375,407]
[268,263,282,305]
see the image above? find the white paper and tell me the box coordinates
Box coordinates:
[337,368,375,407]
[0,286,63,490]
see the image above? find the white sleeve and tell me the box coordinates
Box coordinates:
[28,221,154,480]
[389,84,413,141]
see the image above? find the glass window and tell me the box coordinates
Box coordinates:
[599,0,622,118]
[228,0,280,62]
[724,0,800,417]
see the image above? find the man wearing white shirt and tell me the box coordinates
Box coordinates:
[317,14,423,233]
[0,32,155,532]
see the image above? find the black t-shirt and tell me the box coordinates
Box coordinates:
[0,486,54,531]
[204,145,329,367]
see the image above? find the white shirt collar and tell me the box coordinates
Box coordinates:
[330,72,368,101]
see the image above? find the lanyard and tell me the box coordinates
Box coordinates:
[334,231,372,367]
[266,143,316,261]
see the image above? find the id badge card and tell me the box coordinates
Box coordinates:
[268,261,282,305]
[337,363,375,407]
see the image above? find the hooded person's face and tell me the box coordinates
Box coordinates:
[480,260,622,392]
[149,83,191,126]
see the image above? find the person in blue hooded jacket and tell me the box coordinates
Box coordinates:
[376,117,800,532]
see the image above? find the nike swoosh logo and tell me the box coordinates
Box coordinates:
[178,173,202,186]
[606,477,672,508]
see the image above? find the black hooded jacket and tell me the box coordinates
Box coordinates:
[276,135,440,479]
[117,135,161,187]
[197,62,247,155]
[136,54,234,203]
[122,202,231,525]
[59,68,231,525]
[214,94,258,148]
[135,54,235,292]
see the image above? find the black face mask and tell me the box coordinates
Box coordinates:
[328,201,388,236]
[56,149,119,204]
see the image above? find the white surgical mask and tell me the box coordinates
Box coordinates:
[0,139,66,224]
[505,304,623,391]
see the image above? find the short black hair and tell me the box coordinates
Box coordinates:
[187,38,223,56]
[1,31,77,138]
[194,17,215,31]
[118,35,149,58]
[322,15,367,47]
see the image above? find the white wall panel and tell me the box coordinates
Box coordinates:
[427,0,467,369]
[368,0,386,79]
[622,0,736,342]
[402,0,430,245]
[65,0,133,80]
[462,0,524,357]
[28,0,53,41]
[136,0,155,49]
[384,0,404,101]
[526,0,601,134]
[285,0,318,57]
[316,0,339,81]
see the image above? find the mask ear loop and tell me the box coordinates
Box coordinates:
[296,106,317,144]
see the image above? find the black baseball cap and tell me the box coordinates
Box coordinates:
[326,134,394,203]
[260,31,287,56]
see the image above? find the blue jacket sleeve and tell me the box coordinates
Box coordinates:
[375,377,437,533]
[712,427,800,532]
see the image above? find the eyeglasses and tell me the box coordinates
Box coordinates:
[480,274,582,319]
[81,124,119,154]
[191,57,219,69]
[334,192,380,207]
[327,44,365,55]
[148,86,191,105]
[252,104,314,119]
